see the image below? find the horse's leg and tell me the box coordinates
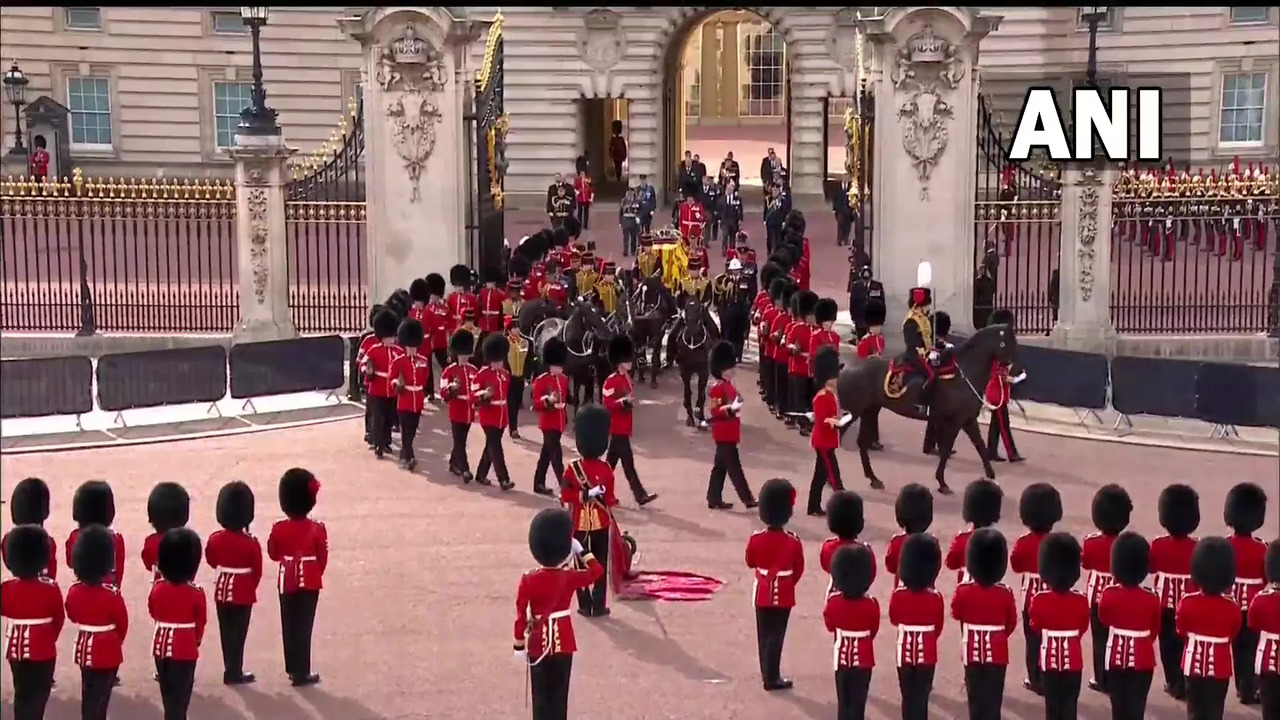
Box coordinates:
[680,368,697,427]
[649,339,662,387]
[694,369,709,429]
[856,408,885,490]
[962,417,996,481]
[932,421,964,494]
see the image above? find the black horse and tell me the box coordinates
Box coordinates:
[532,300,613,415]
[626,277,677,387]
[667,300,720,428]
[516,297,563,339]
[836,323,1019,494]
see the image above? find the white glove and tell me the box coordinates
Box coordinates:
[587,486,605,499]
[571,538,585,556]
[835,413,855,429]
[927,349,940,362]
[514,649,527,661]
[1011,372,1027,385]
[729,398,744,412]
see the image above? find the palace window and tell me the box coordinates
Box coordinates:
[214,81,254,149]
[211,12,248,34]
[64,7,102,30]
[67,77,113,150]
[683,31,701,119]
[1229,8,1272,25]
[1219,72,1267,146]
[739,22,785,117]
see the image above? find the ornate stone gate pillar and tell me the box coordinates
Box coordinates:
[1050,167,1117,352]
[227,135,298,342]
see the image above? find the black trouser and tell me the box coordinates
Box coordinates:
[1089,605,1108,688]
[986,404,1019,458]
[1184,677,1228,720]
[476,425,512,485]
[1042,670,1081,720]
[81,666,117,720]
[897,665,934,720]
[529,653,573,720]
[1261,674,1280,720]
[772,362,789,415]
[787,375,811,426]
[8,658,55,720]
[836,214,852,245]
[835,667,872,720]
[576,203,591,230]
[759,358,774,402]
[369,395,396,450]
[640,213,652,233]
[754,607,790,684]
[507,377,525,432]
[707,442,754,505]
[963,664,1006,720]
[1023,610,1042,689]
[606,435,649,501]
[809,449,843,512]
[279,590,319,678]
[1107,668,1152,720]
[450,422,472,474]
[398,411,421,462]
[1234,609,1258,699]
[427,348,447,396]
[216,602,253,680]
[573,528,610,614]
[534,429,565,490]
[156,658,196,720]
[1157,607,1184,694]
[622,224,638,256]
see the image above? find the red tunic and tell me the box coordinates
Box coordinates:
[513,557,604,658]
[0,533,57,581]
[1028,589,1090,672]
[1010,531,1050,611]
[1176,592,1243,679]
[445,290,478,333]
[758,306,779,356]
[791,256,811,292]
[945,528,975,585]
[1150,534,1198,611]
[1248,588,1280,675]
[423,301,450,350]
[148,580,206,661]
[204,529,263,606]
[784,320,812,377]
[1228,534,1267,612]
[707,378,742,444]
[1,577,64,661]
[824,594,880,669]
[390,351,432,413]
[473,366,511,429]
[984,361,1014,408]
[677,200,706,241]
[810,388,840,451]
[531,371,570,433]
[889,587,945,667]
[441,361,478,424]
[560,458,618,533]
[267,518,328,594]
[541,278,570,307]
[1098,585,1162,671]
[745,528,805,608]
[885,533,907,589]
[1081,532,1118,606]
[855,333,885,359]
[809,328,841,373]
[601,371,634,437]
[819,538,876,597]
[477,287,505,332]
[141,531,164,583]
[363,342,404,398]
[521,271,544,302]
[572,176,595,206]
[65,582,129,669]
[768,312,792,363]
[951,582,1018,666]
[356,334,379,389]
[65,528,125,590]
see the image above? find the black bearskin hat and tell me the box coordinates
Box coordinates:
[965,528,1008,588]
[408,278,430,304]
[760,262,783,289]
[373,308,400,339]
[758,478,796,528]
[785,209,806,234]
[934,311,952,338]
[1037,532,1081,593]
[709,340,736,378]
[2,525,50,579]
[216,481,255,532]
[157,528,202,585]
[279,467,319,520]
[1266,540,1280,584]
[529,508,574,568]
[71,525,116,585]
[1224,482,1268,535]
[1018,483,1062,534]
[1190,536,1235,596]
[768,277,791,302]
[574,405,611,459]
[478,267,500,286]
[607,335,634,366]
[9,477,50,525]
[768,251,792,272]
[392,288,411,307]
[895,484,934,534]
[899,533,943,591]
[990,308,1016,328]
[1158,484,1200,538]
[864,300,886,327]
[73,480,116,527]
[424,273,446,298]
[564,215,582,240]
[147,482,190,533]
[509,253,532,280]
[398,318,425,349]
[830,544,875,599]
[449,329,475,357]
[1091,484,1133,535]
[962,479,1003,528]
[482,333,509,364]
[542,337,569,367]
[826,491,865,541]
[1111,531,1150,588]
[814,298,838,325]
[449,264,471,287]
[812,346,841,386]
[790,290,818,318]
[367,303,384,329]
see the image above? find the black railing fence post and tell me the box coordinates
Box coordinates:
[72,171,96,336]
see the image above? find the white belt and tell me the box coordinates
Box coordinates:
[482,310,501,315]
[836,630,870,639]
[964,624,1004,632]
[404,385,424,392]
[77,624,117,633]
[215,567,251,575]
[1157,572,1190,580]
[1110,628,1150,639]
[1261,632,1280,643]
[898,625,935,633]
[373,371,389,378]
[1092,571,1113,579]
[1042,630,1079,638]
[544,610,571,621]
[5,618,52,627]
[756,569,793,577]
[1188,633,1229,644]
[283,556,317,562]
[154,622,195,630]
[1236,578,1264,585]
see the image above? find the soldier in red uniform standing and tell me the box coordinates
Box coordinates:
[357,303,385,441]
[1011,482,1063,694]
[807,346,849,513]
[420,273,450,400]
[445,264,477,336]
[476,269,506,345]
[267,468,327,687]
[1083,484,1133,693]
[1,524,64,720]
[1028,532,1090,720]
[441,330,478,482]
[67,481,126,590]
[1176,536,1243,720]
[361,308,404,459]
[784,291,817,434]
[1249,541,1280,717]
[983,309,1027,462]
[531,338,570,495]
[888,533,945,720]
[1225,481,1268,705]
[1099,532,1162,720]
[473,334,515,491]
[951,528,1018,720]
[1151,483,1200,699]
[514,508,604,720]
[206,480,262,686]
[67,525,129,719]
[746,477,805,691]
[677,186,707,244]
[408,277,430,324]
[755,276,784,407]
[824,544,878,719]
[148,527,207,718]
[5,478,56,581]
[767,281,796,419]
[142,482,190,583]
[819,491,875,598]
[854,300,886,360]
[885,485,934,589]
[602,336,657,506]
[573,169,594,229]
[389,318,431,471]
[809,298,841,360]
[945,479,1004,585]
[560,405,618,617]
[705,340,756,510]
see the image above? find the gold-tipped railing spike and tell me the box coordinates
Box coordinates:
[477,12,504,90]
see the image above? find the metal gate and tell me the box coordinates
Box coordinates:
[469,14,506,275]
[844,78,876,266]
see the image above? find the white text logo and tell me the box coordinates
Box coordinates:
[1008,87,1163,163]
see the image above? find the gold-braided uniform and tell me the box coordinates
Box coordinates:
[594,280,618,316]
[576,268,599,298]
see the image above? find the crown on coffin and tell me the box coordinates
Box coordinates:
[907,26,946,63]
[392,23,428,64]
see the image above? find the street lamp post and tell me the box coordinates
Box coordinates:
[2,61,29,156]
[238,6,280,136]
[1080,7,1109,87]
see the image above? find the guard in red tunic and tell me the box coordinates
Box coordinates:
[67,481,126,590]
[5,477,57,581]
[362,308,404,459]
[559,405,618,617]
[983,309,1027,462]
[602,336,656,505]
[514,508,604,720]
[445,264,477,336]
[824,544,878,719]
[809,298,841,362]
[205,481,262,686]
[951,528,1018,720]
[750,265,780,390]
[357,304,386,444]
[1225,481,1268,705]
[767,281,797,418]
[1099,532,1161,720]
[705,340,756,510]
[886,485,934,589]
[420,273,450,400]
[267,468,327,686]
[531,338,570,496]
[820,491,875,598]
[1028,532,1089,720]
[1011,482,1063,694]
[67,525,129,719]
[388,318,431,470]
[945,479,1004,585]
[476,268,506,344]
[807,346,848,513]
[1083,484,1133,693]
[408,277,430,324]
[889,533,945,720]
[677,190,707,245]
[442,330,478,481]
[746,477,804,691]
[1249,541,1280,717]
[783,290,818,431]
[1176,537,1243,720]
[1151,483,1200,699]
[142,482,190,583]
[1,524,64,720]
[854,300,887,360]
[148,528,207,718]
[474,334,515,491]
[757,277,787,410]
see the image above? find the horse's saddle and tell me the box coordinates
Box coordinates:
[884,357,957,399]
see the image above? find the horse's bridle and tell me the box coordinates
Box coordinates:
[678,313,710,351]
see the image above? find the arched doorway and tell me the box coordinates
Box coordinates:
[660,9,790,203]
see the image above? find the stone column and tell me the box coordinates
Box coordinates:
[1050,167,1117,352]
[225,134,298,342]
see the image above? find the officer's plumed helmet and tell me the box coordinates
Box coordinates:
[1158,484,1200,538]
[1091,484,1133,535]
[529,508,575,568]
[449,264,471,287]
[1018,483,1062,534]
[990,308,1016,328]
[607,335,634,366]
[157,528,202,585]
[1110,531,1151,588]
[758,478,796,528]
[482,333,509,364]
[1036,532,1081,593]
[1224,482,1268,535]
[898,533,943,591]
[216,481,255,532]
[408,278,430,304]
[279,467,319,520]
[830,544,875,599]
[1265,540,1280,584]
[965,528,1009,588]
[863,300,886,327]
[934,311,952,338]
[2,525,51,579]
[962,479,1003,528]
[424,273,446,298]
[146,482,190,533]
[826,491,864,541]
[449,329,475,357]
[573,405,611,459]
[71,525,116,585]
[814,298,838,325]
[397,319,425,349]
[373,308,400,339]
[9,477,50,525]
[73,480,115,528]
[709,340,736,379]
[895,483,934,534]
[1190,536,1236,596]
[542,337,569,367]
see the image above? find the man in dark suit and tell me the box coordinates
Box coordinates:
[833,174,854,246]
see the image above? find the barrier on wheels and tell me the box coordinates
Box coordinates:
[229,336,346,407]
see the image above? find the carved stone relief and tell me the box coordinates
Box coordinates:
[1075,169,1102,302]
[375,22,449,202]
[577,9,624,73]
[246,187,270,304]
[891,25,966,200]
[826,9,864,72]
